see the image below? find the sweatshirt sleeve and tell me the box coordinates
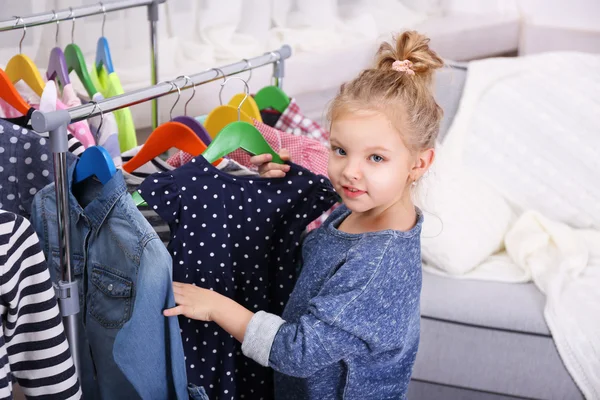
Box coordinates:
[242,234,422,378]
[0,211,81,399]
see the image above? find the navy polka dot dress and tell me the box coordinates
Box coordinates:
[139,155,338,400]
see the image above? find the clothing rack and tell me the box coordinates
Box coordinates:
[0,0,165,130]
[0,0,166,378]
[29,44,292,378]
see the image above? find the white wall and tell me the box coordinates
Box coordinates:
[1,0,598,128]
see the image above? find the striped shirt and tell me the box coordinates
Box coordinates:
[0,210,81,399]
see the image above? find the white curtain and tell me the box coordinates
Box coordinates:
[0,0,521,125]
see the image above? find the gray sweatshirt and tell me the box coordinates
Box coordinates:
[243,204,423,399]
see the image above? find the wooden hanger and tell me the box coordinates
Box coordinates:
[5,18,45,97]
[95,7,115,75]
[203,78,282,164]
[254,86,290,113]
[229,93,262,122]
[64,9,97,97]
[46,11,70,90]
[47,47,71,89]
[74,146,117,185]
[124,122,215,173]
[0,68,31,114]
[203,121,283,164]
[204,106,253,139]
[124,79,225,173]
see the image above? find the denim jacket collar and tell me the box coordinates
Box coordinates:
[66,163,127,228]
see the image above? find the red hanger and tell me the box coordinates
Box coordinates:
[0,68,30,115]
[123,121,222,173]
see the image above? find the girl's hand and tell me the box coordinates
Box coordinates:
[250,149,291,178]
[163,282,222,321]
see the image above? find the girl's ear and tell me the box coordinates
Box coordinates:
[411,147,435,180]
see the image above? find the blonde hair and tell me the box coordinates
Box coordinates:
[327,31,444,153]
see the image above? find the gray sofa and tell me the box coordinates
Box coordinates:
[406,63,583,400]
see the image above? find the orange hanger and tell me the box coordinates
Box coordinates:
[0,68,30,114]
[122,122,222,173]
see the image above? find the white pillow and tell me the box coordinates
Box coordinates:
[447,52,600,230]
[417,143,517,275]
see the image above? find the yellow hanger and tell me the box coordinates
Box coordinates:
[227,59,262,122]
[228,93,262,122]
[203,67,255,139]
[5,18,45,97]
[204,106,253,139]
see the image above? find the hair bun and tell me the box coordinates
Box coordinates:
[376,31,443,84]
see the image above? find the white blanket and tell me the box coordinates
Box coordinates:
[425,53,600,399]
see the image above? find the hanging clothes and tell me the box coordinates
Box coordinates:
[30,167,188,400]
[0,104,85,157]
[0,210,82,399]
[122,145,258,246]
[260,98,330,148]
[166,120,329,176]
[86,93,122,167]
[0,119,77,218]
[139,155,338,400]
[1,105,84,158]
[91,68,137,152]
[59,83,96,148]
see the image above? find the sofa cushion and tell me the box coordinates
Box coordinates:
[415,271,583,399]
[435,62,467,142]
[421,271,548,335]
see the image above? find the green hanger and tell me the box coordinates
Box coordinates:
[65,43,97,97]
[134,121,284,209]
[254,86,290,113]
[203,121,283,164]
[132,191,146,207]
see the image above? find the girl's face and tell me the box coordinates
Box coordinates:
[328,111,416,217]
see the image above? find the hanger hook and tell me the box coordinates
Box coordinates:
[99,2,107,37]
[241,59,253,85]
[176,76,195,117]
[169,80,182,121]
[219,77,250,121]
[211,68,226,86]
[13,17,25,54]
[88,101,104,135]
[69,7,76,44]
[51,10,60,46]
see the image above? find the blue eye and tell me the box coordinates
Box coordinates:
[333,147,347,156]
[370,154,384,163]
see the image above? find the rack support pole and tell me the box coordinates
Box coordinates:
[148,0,160,129]
[32,110,81,378]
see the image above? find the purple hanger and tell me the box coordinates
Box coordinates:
[47,47,71,89]
[172,116,212,146]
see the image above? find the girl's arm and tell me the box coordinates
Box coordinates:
[163,282,253,342]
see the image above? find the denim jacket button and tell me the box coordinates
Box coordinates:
[107,284,114,291]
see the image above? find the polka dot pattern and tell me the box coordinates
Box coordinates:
[139,155,337,400]
[0,120,76,219]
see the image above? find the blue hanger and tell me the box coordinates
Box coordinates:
[74,146,116,185]
[95,37,114,74]
[95,5,114,74]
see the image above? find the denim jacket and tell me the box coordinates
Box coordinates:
[30,165,188,400]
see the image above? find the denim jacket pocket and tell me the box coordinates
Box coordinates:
[90,264,134,329]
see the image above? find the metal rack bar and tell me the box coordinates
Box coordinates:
[32,45,293,127]
[0,0,165,31]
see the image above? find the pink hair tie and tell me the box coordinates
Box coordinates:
[392,59,415,75]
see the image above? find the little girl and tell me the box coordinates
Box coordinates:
[164,31,443,399]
